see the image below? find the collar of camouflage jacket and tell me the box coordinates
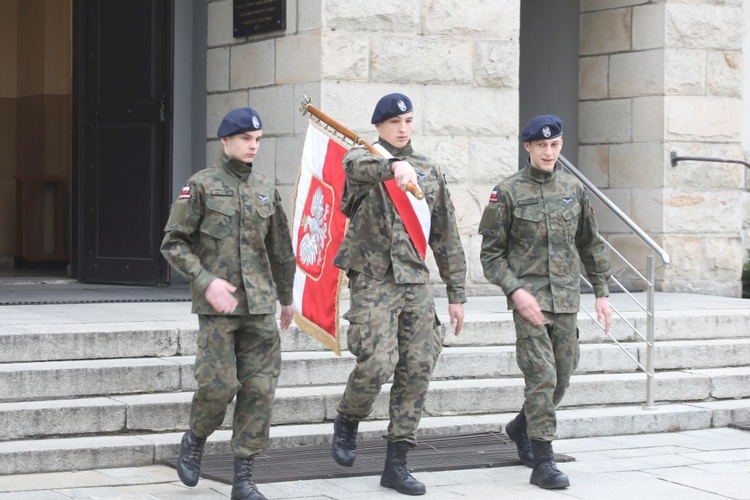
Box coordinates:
[376,138,413,157]
[525,159,560,184]
[219,150,253,180]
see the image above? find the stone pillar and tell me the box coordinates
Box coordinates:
[207,0,522,291]
[743,0,750,276]
[206,0,322,211]
[580,0,746,296]
[319,0,521,290]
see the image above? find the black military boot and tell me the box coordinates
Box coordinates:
[176,429,206,487]
[530,440,570,489]
[380,441,426,496]
[505,409,533,467]
[231,456,267,500]
[331,414,359,466]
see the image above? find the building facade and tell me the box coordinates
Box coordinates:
[1,0,748,296]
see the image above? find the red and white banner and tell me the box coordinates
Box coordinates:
[292,124,348,355]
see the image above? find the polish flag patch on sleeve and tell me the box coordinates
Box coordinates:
[178,185,191,200]
[489,190,498,203]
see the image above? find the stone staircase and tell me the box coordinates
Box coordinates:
[1,294,749,476]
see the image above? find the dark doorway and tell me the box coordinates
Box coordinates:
[74,0,172,285]
[519,0,579,168]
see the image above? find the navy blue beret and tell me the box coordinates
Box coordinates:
[371,93,413,124]
[520,114,563,142]
[217,107,263,138]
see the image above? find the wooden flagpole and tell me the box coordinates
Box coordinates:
[300,96,425,200]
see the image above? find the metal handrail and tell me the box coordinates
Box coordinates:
[671,151,750,169]
[559,155,670,266]
[558,154,669,410]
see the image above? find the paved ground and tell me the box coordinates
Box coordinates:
[2,290,749,327]
[1,271,749,499]
[0,428,748,499]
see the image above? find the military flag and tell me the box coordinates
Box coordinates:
[292,97,428,354]
[291,123,348,355]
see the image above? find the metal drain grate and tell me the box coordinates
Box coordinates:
[162,431,575,484]
[0,283,190,305]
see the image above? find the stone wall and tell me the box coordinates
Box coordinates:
[205,0,320,214]
[206,0,520,293]
[206,0,748,296]
[580,0,746,296]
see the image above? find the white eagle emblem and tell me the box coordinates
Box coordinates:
[397,100,407,112]
[542,126,551,138]
[298,187,330,267]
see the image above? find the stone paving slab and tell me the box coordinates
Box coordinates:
[1,429,748,499]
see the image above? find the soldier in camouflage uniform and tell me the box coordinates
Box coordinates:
[479,115,612,490]
[161,107,295,500]
[331,93,467,496]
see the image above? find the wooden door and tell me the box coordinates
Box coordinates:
[76,0,172,285]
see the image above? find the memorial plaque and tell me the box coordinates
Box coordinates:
[234,0,286,37]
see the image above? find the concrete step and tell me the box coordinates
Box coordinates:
[0,358,184,402]
[3,305,750,363]
[434,338,750,377]
[3,338,750,403]
[1,293,747,477]
[0,322,188,363]
[444,309,750,347]
[3,366,749,440]
[1,400,749,475]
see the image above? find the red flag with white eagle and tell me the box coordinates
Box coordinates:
[291,123,348,355]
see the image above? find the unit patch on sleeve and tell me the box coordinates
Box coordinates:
[178,185,191,200]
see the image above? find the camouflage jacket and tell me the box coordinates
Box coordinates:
[478,161,610,313]
[161,151,295,315]
[333,139,467,304]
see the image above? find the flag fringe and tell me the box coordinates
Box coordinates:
[290,120,351,356]
[292,266,345,357]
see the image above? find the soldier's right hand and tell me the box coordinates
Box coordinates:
[204,278,238,314]
[391,160,418,192]
[511,288,544,326]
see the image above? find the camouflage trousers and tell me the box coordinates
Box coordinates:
[191,314,281,458]
[338,272,438,445]
[513,310,579,441]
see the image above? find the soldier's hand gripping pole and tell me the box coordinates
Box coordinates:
[300,96,425,200]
